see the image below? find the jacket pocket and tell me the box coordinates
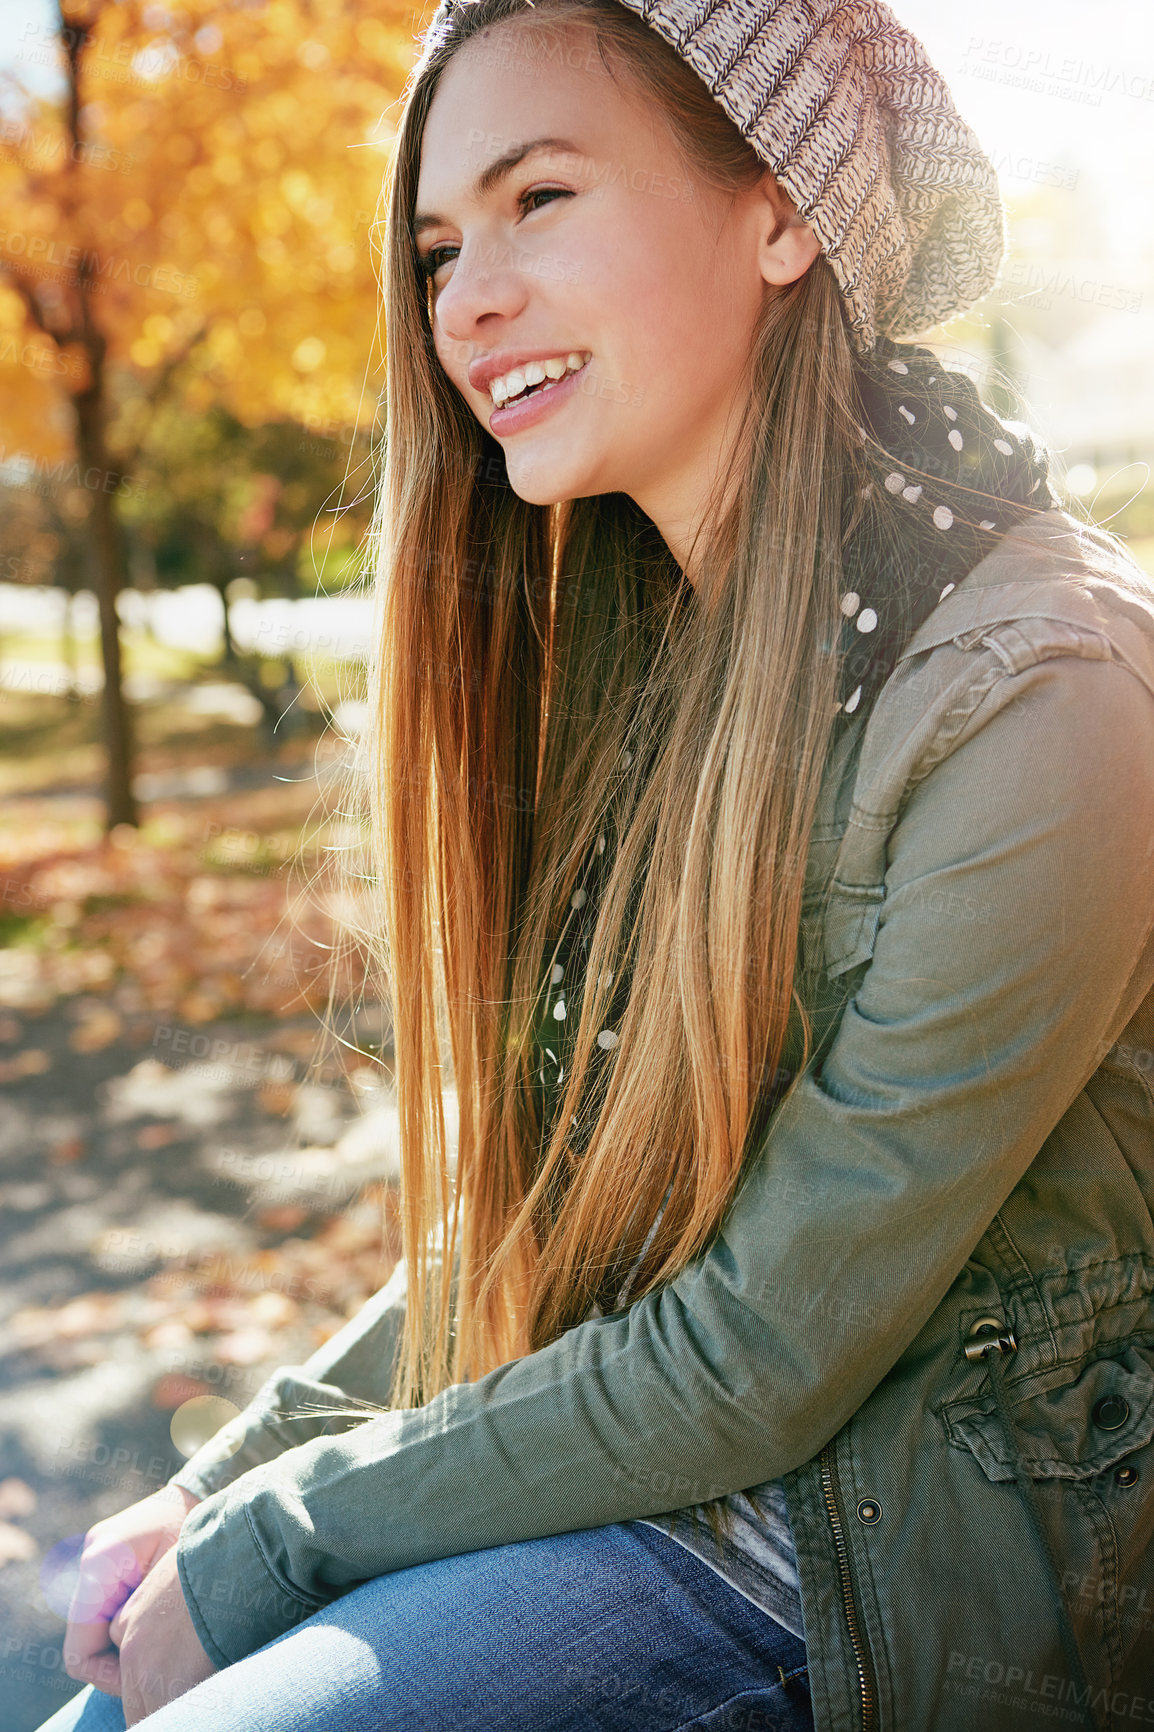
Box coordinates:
[943,1343,1154,1484]
[821,881,886,980]
[798,904,825,983]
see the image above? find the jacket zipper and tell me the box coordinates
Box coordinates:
[819,1441,877,1731]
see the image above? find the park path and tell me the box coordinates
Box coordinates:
[0,991,418,1730]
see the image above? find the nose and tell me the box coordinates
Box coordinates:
[434,235,530,367]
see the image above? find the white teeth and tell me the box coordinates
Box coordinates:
[489,350,589,406]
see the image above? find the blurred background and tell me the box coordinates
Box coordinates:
[0,0,1151,1725]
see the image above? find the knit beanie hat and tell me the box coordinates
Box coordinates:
[418,0,1007,354]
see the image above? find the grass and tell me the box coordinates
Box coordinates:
[0,625,368,690]
[0,636,363,799]
[0,664,369,1023]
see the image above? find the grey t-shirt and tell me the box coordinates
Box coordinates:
[635,1481,804,1640]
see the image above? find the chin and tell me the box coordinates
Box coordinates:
[506,479,571,507]
[503,454,608,509]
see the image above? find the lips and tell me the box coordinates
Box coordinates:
[467,347,589,399]
[487,357,588,434]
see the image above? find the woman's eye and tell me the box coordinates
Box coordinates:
[518,186,572,216]
[418,186,573,280]
[420,244,455,279]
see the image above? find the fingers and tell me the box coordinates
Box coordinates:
[62,1613,113,1675]
[123,1665,200,1727]
[57,1492,211,1710]
[68,1534,140,1625]
[61,1644,123,1697]
[116,1546,220,1724]
[63,1534,140,1687]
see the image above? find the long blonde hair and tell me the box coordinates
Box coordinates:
[361,0,880,1409]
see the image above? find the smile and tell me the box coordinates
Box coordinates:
[488,351,591,406]
[487,355,591,435]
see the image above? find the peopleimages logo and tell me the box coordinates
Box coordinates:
[944,1652,1154,1727]
[997,259,1143,315]
[987,148,1079,192]
[0,117,137,174]
[19,22,247,95]
[962,38,1154,106]
[0,337,83,378]
[0,231,199,300]
[0,444,146,498]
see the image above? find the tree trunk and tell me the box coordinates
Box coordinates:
[215,575,238,664]
[60,590,79,702]
[74,376,138,828]
[129,540,158,642]
[55,2,137,829]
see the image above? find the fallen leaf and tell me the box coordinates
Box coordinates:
[0,1048,52,1082]
[248,1290,299,1327]
[50,1293,128,1338]
[69,1007,124,1052]
[258,1081,297,1116]
[0,1522,37,1567]
[151,1374,215,1410]
[215,1328,275,1366]
[271,1029,324,1060]
[256,1204,309,1232]
[142,1319,195,1351]
[0,1479,37,1520]
[136,1123,178,1149]
[49,1136,86,1164]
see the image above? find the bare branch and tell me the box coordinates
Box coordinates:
[56,0,93,159]
[118,322,212,472]
[0,264,51,336]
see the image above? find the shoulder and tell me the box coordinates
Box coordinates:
[847,510,1154,820]
[897,507,1154,685]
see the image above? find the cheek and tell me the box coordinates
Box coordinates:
[433,325,467,386]
[602,205,713,337]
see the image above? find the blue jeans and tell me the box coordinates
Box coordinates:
[36,1520,812,1731]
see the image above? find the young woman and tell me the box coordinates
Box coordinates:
[40,0,1154,1728]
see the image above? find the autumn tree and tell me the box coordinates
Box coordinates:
[119,402,375,728]
[0,0,409,826]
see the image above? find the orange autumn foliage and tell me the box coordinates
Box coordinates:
[0,0,421,465]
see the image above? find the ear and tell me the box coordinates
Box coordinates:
[756,171,822,287]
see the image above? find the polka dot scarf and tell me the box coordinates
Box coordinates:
[833,336,1057,727]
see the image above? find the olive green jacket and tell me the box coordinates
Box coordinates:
[172,510,1154,1732]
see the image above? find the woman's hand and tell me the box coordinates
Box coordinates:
[108,1540,219,1724]
[62,1482,210,1708]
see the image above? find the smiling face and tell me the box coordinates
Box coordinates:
[413,14,819,579]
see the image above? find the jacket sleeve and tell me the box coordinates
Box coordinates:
[168,1256,412,1501]
[177,644,1154,1670]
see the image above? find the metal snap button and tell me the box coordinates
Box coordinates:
[1114,1465,1139,1488]
[1092,1395,1130,1431]
[856,1499,881,1525]
[963,1316,1018,1364]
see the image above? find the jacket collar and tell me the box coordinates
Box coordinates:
[895,508,1154,693]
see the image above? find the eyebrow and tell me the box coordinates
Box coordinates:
[412,136,583,241]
